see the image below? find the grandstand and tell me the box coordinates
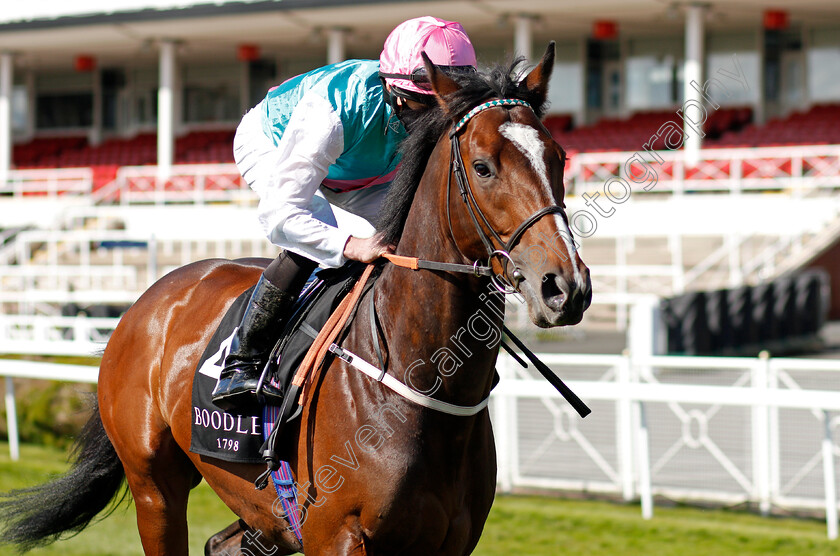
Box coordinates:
[0,1,839,336]
[2,3,840,537]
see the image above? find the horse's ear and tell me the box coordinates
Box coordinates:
[421,51,461,111]
[522,42,555,111]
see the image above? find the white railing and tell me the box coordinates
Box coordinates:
[0,315,118,356]
[1,145,839,330]
[5,228,273,295]
[492,350,840,540]
[98,164,253,205]
[0,360,98,461]
[1,350,837,539]
[0,167,93,197]
[0,264,140,293]
[567,144,840,196]
[0,145,835,204]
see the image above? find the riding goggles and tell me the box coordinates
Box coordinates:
[378,65,476,92]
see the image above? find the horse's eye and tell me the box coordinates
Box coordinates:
[473,162,493,179]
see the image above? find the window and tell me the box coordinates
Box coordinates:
[36,93,92,129]
[807,28,840,102]
[183,85,238,123]
[706,32,760,106]
[706,53,759,106]
[626,56,678,109]
[183,63,240,123]
[11,85,27,131]
[626,36,683,110]
[547,62,583,113]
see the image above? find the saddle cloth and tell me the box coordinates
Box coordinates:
[189,262,368,464]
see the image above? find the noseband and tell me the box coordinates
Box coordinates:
[446,99,567,294]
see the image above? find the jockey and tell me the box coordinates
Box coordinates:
[212,16,477,410]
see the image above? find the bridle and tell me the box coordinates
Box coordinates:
[445,98,568,294]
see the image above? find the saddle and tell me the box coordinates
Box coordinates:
[262,261,375,423]
[189,261,374,464]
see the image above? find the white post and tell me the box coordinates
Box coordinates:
[683,4,705,166]
[628,296,660,359]
[4,377,19,461]
[753,352,771,516]
[493,354,514,493]
[327,28,347,66]
[617,351,635,501]
[0,52,12,187]
[670,233,685,294]
[628,302,655,518]
[823,411,838,540]
[768,359,781,507]
[635,399,653,519]
[157,40,176,181]
[514,14,534,62]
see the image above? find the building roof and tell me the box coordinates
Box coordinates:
[0,1,837,71]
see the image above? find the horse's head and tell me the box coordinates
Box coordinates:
[424,44,592,327]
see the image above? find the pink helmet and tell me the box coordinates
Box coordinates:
[379,16,477,96]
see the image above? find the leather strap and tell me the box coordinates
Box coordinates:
[328,345,490,417]
[502,325,591,418]
[382,253,493,277]
[292,265,375,400]
[505,205,567,252]
[368,286,386,377]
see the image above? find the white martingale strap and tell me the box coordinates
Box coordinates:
[451,98,532,135]
[328,344,490,417]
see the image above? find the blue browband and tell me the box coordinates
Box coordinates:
[450,98,532,135]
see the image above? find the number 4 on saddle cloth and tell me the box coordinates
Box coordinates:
[189,261,372,464]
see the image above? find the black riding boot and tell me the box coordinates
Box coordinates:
[211,275,296,411]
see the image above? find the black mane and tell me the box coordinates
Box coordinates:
[376,59,549,246]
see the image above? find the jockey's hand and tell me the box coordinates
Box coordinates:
[343,234,395,263]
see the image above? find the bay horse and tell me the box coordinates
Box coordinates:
[0,43,590,555]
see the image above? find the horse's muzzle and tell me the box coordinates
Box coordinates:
[538,270,592,326]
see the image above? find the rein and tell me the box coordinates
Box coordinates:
[382,253,493,277]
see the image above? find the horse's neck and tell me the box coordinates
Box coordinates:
[375,160,503,405]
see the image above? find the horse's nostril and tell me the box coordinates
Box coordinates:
[541,274,567,311]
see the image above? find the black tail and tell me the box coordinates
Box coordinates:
[0,401,128,552]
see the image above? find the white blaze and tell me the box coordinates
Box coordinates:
[499,122,548,190]
[498,121,580,284]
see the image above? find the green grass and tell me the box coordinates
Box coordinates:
[475,495,836,555]
[0,443,236,555]
[0,443,835,555]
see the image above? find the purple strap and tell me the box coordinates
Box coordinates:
[262,404,303,543]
